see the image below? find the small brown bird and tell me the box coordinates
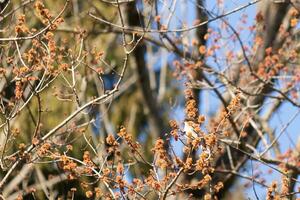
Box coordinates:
[183,121,211,160]
[183,121,198,139]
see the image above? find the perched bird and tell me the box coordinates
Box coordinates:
[183,121,198,139]
[183,121,211,160]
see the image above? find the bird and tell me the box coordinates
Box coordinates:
[183,121,198,139]
[183,121,211,161]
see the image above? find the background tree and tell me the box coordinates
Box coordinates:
[0,0,299,199]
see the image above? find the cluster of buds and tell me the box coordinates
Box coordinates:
[183,89,211,160]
